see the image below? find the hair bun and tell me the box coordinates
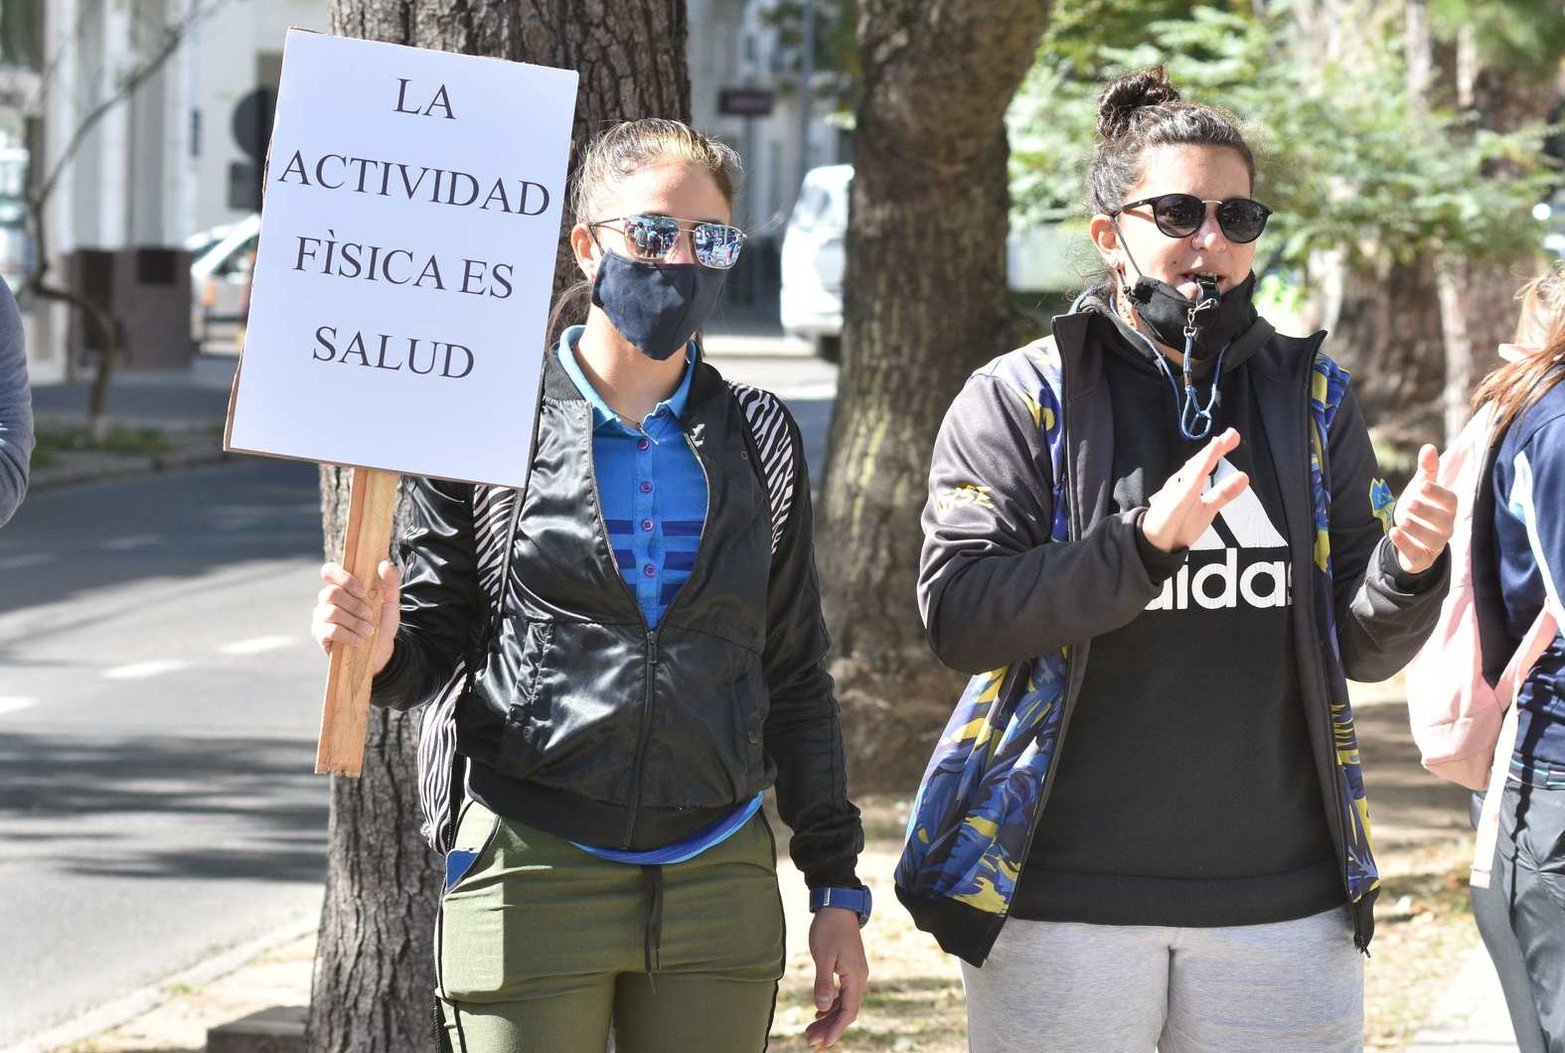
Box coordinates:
[1096,66,1181,142]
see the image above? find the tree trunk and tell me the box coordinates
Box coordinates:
[310,466,439,1053]
[313,4,689,1051]
[1432,33,1557,441]
[26,172,123,444]
[1313,0,1560,456]
[1302,0,1448,464]
[1326,254,1447,456]
[817,0,1050,792]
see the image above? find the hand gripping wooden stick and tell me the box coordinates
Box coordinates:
[316,467,401,777]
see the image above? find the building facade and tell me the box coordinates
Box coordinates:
[9,0,836,373]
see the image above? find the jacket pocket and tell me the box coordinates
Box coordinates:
[641,635,768,808]
[498,621,646,803]
[734,668,767,797]
[493,620,553,781]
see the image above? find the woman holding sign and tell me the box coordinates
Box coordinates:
[311,119,867,1052]
[895,67,1457,1050]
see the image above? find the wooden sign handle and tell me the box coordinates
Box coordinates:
[316,466,401,777]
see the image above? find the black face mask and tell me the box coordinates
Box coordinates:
[1125,271,1258,361]
[1111,243,1260,440]
[591,250,727,361]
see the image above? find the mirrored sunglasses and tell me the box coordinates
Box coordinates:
[590,213,747,270]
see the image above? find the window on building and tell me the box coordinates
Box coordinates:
[0,1,41,71]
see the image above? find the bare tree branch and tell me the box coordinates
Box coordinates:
[22,0,237,440]
[29,0,234,211]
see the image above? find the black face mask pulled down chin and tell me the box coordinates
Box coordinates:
[1126,271,1258,361]
[591,250,727,361]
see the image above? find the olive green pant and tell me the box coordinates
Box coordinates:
[436,798,785,1053]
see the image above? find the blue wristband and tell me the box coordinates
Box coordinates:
[810,885,872,928]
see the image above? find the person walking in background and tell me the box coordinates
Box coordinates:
[0,273,32,527]
[311,119,868,1053]
[1467,267,1565,1053]
[896,66,1456,1051]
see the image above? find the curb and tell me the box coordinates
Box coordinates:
[0,915,318,1053]
[30,447,232,491]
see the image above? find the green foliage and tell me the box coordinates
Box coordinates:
[761,0,860,113]
[1428,0,1565,73]
[1009,2,1557,277]
[33,424,174,467]
[1040,0,1205,72]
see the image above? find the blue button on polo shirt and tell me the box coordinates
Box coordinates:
[556,325,708,630]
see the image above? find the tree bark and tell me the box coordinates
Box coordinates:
[1432,33,1557,441]
[1316,0,1558,455]
[1326,253,1447,454]
[310,466,438,1053]
[817,0,1050,791]
[313,5,689,1051]
[1303,0,1448,461]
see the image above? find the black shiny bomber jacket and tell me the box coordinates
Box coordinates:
[370,351,863,888]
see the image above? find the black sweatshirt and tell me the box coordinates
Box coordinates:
[1011,312,1344,927]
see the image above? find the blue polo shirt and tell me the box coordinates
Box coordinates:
[557,326,708,629]
[556,326,764,863]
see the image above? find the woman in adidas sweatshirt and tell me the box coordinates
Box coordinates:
[896,67,1456,1051]
[308,119,867,1053]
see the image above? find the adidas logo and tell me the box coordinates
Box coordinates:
[1146,458,1293,612]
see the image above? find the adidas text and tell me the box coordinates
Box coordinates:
[1147,550,1293,612]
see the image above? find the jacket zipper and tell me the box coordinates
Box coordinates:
[1296,351,1361,945]
[579,406,655,847]
[623,631,659,847]
[996,351,1083,931]
[606,417,714,848]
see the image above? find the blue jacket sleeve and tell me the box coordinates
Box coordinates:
[0,276,31,526]
[1510,412,1565,609]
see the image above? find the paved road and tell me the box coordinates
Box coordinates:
[0,349,835,1048]
[0,460,328,1047]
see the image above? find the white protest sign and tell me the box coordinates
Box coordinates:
[225,30,578,488]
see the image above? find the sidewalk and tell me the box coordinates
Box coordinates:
[22,353,235,489]
[39,813,1527,1051]
[18,322,810,494]
[1405,946,1521,1052]
[29,353,236,434]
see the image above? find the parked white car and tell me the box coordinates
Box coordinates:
[780,165,851,361]
[780,165,1086,360]
[188,212,261,349]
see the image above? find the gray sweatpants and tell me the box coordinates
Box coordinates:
[962,907,1363,1053]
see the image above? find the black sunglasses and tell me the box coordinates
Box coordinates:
[1110,193,1272,244]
